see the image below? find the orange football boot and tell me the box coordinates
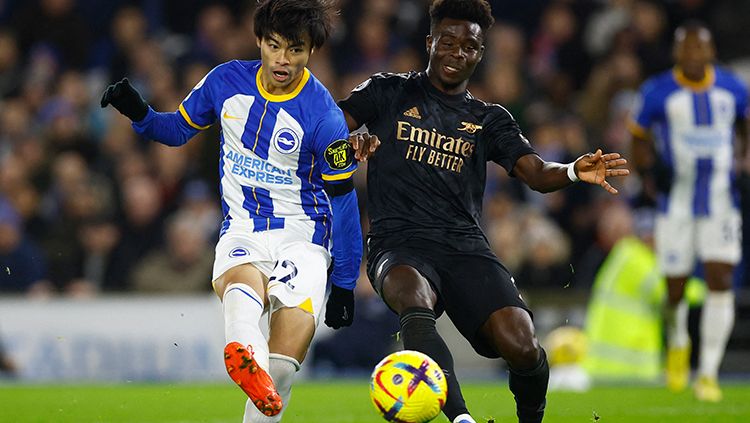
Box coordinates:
[224,342,283,416]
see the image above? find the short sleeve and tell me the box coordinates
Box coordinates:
[483,106,536,174]
[179,66,219,130]
[313,108,357,181]
[338,73,391,127]
[630,80,663,137]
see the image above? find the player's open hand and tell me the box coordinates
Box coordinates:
[349,132,380,162]
[575,149,630,194]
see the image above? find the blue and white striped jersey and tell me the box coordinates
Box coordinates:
[176,60,355,247]
[630,65,749,217]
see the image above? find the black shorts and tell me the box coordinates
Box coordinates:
[366,232,531,358]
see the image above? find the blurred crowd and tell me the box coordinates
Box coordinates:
[1,0,750,300]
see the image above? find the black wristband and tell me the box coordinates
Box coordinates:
[324,179,354,197]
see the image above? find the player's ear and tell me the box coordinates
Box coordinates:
[256,37,262,48]
[478,44,485,63]
[426,34,433,54]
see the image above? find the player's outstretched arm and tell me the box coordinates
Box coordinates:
[574,149,630,194]
[514,150,629,194]
[101,78,202,146]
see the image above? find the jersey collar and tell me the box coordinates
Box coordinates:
[419,72,467,104]
[256,66,310,102]
[673,65,715,92]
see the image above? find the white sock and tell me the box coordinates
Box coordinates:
[453,413,476,423]
[667,300,690,349]
[269,353,301,422]
[698,291,735,379]
[242,399,277,423]
[223,283,269,372]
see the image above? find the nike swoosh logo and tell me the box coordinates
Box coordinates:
[223,111,243,120]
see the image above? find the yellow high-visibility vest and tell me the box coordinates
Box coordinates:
[582,236,705,381]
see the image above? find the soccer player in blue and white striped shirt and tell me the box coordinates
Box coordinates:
[102,1,365,420]
[630,21,749,402]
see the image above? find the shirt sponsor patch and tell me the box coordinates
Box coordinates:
[324,139,354,170]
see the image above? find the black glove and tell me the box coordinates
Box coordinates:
[325,285,354,329]
[100,77,149,122]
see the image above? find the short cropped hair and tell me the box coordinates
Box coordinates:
[429,0,495,35]
[254,0,336,49]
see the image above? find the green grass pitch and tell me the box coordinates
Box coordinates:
[2,381,750,422]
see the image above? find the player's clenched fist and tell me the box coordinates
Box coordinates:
[324,285,354,329]
[349,132,380,162]
[100,77,149,122]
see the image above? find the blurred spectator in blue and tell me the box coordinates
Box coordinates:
[131,210,213,293]
[105,174,166,291]
[0,196,49,295]
[179,179,220,241]
[74,214,119,294]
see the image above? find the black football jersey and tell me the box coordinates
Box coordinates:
[339,71,536,238]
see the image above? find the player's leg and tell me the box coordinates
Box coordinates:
[655,214,693,392]
[693,213,740,401]
[261,239,329,422]
[693,261,734,402]
[243,308,311,423]
[380,264,474,423]
[213,263,283,416]
[479,307,548,423]
[664,275,691,391]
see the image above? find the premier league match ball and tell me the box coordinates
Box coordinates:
[369,350,448,423]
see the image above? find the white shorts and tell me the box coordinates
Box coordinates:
[655,210,741,276]
[212,225,331,321]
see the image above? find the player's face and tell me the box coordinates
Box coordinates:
[673,29,715,80]
[426,18,484,94]
[257,32,312,95]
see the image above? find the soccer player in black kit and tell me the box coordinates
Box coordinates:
[326,1,629,422]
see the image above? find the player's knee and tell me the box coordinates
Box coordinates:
[505,340,542,370]
[382,266,436,313]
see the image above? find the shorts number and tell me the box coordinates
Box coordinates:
[270,260,298,289]
[722,220,738,243]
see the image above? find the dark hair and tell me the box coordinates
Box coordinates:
[674,20,712,42]
[253,0,336,49]
[429,0,494,35]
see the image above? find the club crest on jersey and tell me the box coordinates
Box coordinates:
[324,139,353,170]
[457,121,482,134]
[273,128,301,154]
[229,247,250,258]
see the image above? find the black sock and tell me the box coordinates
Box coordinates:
[400,307,469,421]
[508,348,549,423]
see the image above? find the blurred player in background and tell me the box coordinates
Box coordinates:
[102,1,365,421]
[630,21,749,402]
[334,1,629,422]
